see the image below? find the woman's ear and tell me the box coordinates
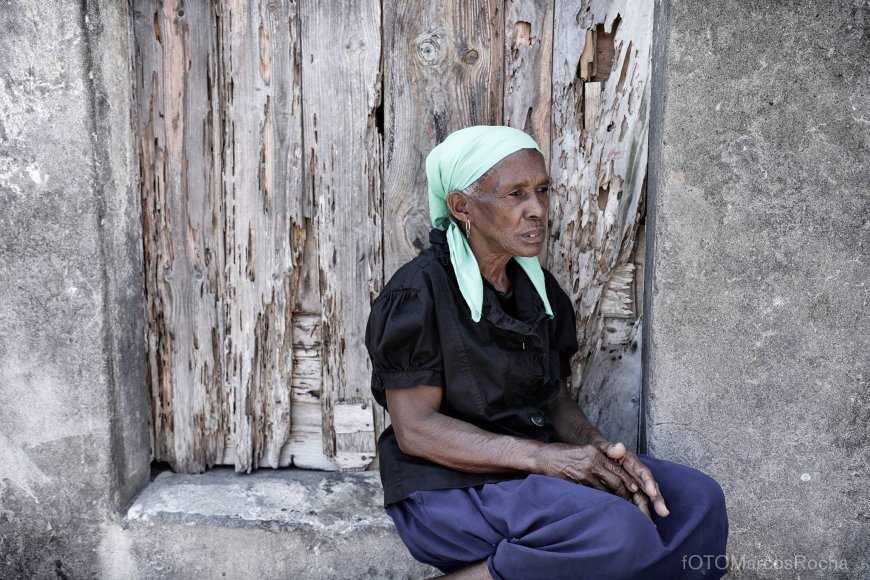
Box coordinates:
[446,190,470,223]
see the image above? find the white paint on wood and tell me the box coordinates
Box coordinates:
[601,262,635,318]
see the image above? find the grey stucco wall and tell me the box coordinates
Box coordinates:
[0,0,150,577]
[646,0,869,578]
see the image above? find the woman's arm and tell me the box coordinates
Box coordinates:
[548,379,610,446]
[385,384,639,500]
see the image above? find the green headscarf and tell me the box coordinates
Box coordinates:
[425,125,554,323]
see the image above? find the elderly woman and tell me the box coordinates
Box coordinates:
[365,126,728,579]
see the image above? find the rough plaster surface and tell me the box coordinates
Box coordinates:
[0,1,118,577]
[2,1,152,576]
[647,1,870,578]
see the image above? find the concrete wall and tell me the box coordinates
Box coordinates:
[0,0,150,577]
[646,0,870,577]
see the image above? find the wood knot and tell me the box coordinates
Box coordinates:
[345,34,366,53]
[463,49,480,64]
[415,33,443,67]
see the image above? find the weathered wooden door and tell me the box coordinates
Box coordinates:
[132,0,653,474]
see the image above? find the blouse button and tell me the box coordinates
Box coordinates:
[530,414,545,427]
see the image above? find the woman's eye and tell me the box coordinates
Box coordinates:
[507,190,521,197]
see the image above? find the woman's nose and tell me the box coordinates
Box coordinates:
[526,191,548,219]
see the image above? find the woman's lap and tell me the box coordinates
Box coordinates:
[386,454,728,580]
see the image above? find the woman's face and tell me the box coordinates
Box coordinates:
[450,148,550,258]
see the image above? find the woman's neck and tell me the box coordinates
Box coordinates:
[474,249,513,294]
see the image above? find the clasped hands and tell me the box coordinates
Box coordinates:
[536,439,669,520]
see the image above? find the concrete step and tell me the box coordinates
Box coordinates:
[123,468,437,579]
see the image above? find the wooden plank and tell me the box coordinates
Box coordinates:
[382,0,504,278]
[333,402,377,470]
[214,0,304,472]
[300,0,383,469]
[278,313,338,469]
[504,0,553,159]
[547,0,653,400]
[133,0,227,473]
[504,0,553,263]
[381,0,504,468]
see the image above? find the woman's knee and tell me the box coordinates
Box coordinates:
[681,469,729,555]
[644,456,728,518]
[693,470,728,521]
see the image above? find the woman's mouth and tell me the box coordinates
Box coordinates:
[521,230,544,243]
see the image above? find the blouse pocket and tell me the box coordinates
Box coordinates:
[487,331,549,407]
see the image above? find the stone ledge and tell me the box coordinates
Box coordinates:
[123,468,436,579]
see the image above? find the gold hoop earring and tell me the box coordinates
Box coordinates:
[465,219,471,236]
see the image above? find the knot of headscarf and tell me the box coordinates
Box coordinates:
[425,125,554,323]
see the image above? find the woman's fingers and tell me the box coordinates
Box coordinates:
[633,492,652,519]
[621,455,669,517]
[602,455,639,493]
[639,471,670,517]
[594,470,633,500]
[602,441,627,461]
[543,443,654,505]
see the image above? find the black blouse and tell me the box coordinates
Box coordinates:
[364,228,579,505]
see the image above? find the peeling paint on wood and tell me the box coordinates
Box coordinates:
[134,0,227,473]
[548,0,653,402]
[300,0,382,470]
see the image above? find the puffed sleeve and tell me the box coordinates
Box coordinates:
[365,279,445,409]
[545,271,580,380]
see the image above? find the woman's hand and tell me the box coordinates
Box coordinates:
[534,442,642,503]
[594,440,670,519]
[547,379,668,519]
